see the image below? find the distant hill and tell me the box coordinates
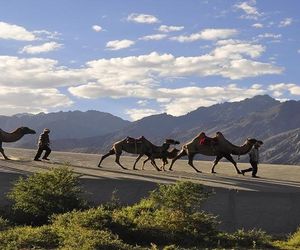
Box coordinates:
[1,95,299,164]
[261,128,300,164]
[0,110,130,148]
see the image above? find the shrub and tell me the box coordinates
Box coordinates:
[149,181,210,213]
[218,229,274,249]
[0,225,59,249]
[50,207,141,249]
[274,228,300,250]
[51,206,112,231]
[0,217,10,231]
[7,166,86,223]
[54,224,135,250]
[113,181,218,247]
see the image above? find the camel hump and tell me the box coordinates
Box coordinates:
[197,132,206,139]
[125,136,145,144]
[216,131,224,138]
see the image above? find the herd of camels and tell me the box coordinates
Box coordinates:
[0,127,263,174]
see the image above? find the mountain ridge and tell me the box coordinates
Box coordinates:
[1,95,299,164]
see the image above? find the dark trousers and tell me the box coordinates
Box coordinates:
[243,161,258,176]
[34,145,51,160]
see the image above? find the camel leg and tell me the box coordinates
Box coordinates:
[188,153,201,173]
[133,154,144,170]
[115,153,127,170]
[211,155,223,174]
[224,154,241,174]
[169,149,187,171]
[161,158,168,171]
[142,157,150,170]
[0,146,9,160]
[150,157,161,171]
[98,149,115,167]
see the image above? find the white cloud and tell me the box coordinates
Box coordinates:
[33,30,61,40]
[279,18,293,27]
[20,42,63,54]
[0,21,36,41]
[269,83,300,96]
[258,33,282,40]
[137,100,148,106]
[0,56,87,88]
[171,28,238,42]
[298,49,300,54]
[106,39,135,50]
[92,25,103,32]
[0,87,72,115]
[252,23,263,28]
[214,40,265,58]
[127,13,159,24]
[139,34,167,41]
[235,0,262,19]
[69,42,282,105]
[125,108,160,120]
[157,84,266,116]
[0,40,284,116]
[158,25,184,33]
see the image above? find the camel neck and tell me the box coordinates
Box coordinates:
[231,142,253,155]
[0,129,24,143]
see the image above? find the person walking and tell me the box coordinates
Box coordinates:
[241,141,263,178]
[34,128,51,161]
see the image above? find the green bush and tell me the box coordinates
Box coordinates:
[0,223,138,250]
[54,224,135,250]
[51,207,141,249]
[0,216,10,231]
[7,166,85,223]
[113,181,218,247]
[273,228,300,250]
[51,206,112,231]
[0,225,59,249]
[218,229,274,249]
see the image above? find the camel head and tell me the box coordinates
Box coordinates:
[165,139,180,145]
[246,139,264,145]
[19,127,36,135]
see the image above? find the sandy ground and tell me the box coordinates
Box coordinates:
[1,147,300,192]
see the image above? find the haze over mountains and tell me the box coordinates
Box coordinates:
[1,95,299,164]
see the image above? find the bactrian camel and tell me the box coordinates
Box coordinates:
[0,127,36,160]
[142,148,180,171]
[98,137,179,171]
[169,131,262,173]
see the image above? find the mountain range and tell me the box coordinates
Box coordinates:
[1,95,299,165]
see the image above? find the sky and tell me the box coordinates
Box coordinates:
[0,0,299,121]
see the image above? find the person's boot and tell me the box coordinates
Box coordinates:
[34,158,41,161]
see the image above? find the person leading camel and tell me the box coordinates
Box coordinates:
[34,128,52,161]
[241,141,263,178]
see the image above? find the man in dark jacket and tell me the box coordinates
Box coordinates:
[241,141,263,178]
[34,128,51,161]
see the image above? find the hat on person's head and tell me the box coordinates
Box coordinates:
[43,128,50,133]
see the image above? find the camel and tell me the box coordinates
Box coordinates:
[169,131,261,173]
[0,127,36,160]
[142,148,180,171]
[98,137,179,171]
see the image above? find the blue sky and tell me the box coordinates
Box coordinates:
[0,0,299,120]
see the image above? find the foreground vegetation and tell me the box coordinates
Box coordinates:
[0,166,298,249]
